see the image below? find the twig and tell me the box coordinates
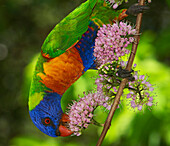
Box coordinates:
[96,0,145,145]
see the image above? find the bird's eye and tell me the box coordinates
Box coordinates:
[41,117,55,128]
[45,118,51,124]
[42,117,52,126]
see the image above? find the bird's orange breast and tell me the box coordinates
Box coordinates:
[37,47,84,95]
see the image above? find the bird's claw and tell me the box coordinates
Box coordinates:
[117,66,135,81]
[126,3,149,16]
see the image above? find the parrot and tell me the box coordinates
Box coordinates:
[28,0,148,137]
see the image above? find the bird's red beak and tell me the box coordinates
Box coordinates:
[58,113,73,137]
[118,9,128,21]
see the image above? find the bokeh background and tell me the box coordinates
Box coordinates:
[0,0,170,145]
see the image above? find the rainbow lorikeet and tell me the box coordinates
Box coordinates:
[28,0,148,137]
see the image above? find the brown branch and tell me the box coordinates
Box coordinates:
[96,0,145,145]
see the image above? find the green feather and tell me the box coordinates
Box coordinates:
[29,54,50,110]
[41,0,97,58]
[91,0,123,25]
[29,92,44,110]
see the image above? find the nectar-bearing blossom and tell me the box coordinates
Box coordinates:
[126,72,156,111]
[67,92,107,136]
[96,60,156,111]
[106,0,151,9]
[119,61,156,111]
[105,0,128,9]
[95,61,135,110]
[95,61,123,110]
[94,22,136,65]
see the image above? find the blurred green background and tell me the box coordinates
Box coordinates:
[0,0,170,145]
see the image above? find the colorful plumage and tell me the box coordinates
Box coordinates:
[28,0,131,137]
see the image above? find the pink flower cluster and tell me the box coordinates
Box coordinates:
[106,0,151,9]
[96,61,155,111]
[105,0,128,9]
[127,72,155,111]
[119,61,155,111]
[95,77,119,110]
[94,22,136,65]
[95,62,121,110]
[68,92,107,136]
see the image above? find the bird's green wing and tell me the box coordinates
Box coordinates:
[41,0,97,58]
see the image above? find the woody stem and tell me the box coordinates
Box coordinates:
[96,0,145,145]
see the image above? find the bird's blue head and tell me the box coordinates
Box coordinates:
[29,92,73,137]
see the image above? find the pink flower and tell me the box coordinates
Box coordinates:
[67,91,108,136]
[138,105,143,111]
[139,75,145,80]
[105,0,129,8]
[147,102,152,106]
[126,71,156,111]
[127,93,132,98]
[131,100,136,108]
[113,3,118,9]
[95,62,123,110]
[94,22,136,65]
